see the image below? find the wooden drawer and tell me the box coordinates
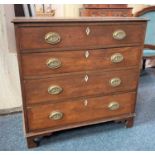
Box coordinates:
[21,47,142,77]
[24,68,138,105]
[19,23,145,51]
[27,92,136,131]
[80,8,132,17]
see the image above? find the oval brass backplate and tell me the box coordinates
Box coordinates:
[45,32,61,44]
[48,85,63,95]
[46,58,62,69]
[49,111,63,120]
[110,77,121,87]
[113,30,126,40]
[111,53,124,63]
[108,102,120,110]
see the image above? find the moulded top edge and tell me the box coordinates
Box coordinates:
[12,17,148,23]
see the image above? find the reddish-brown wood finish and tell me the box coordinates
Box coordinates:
[21,47,142,77]
[19,23,145,51]
[27,92,136,131]
[24,69,139,105]
[83,4,128,9]
[80,8,133,17]
[13,17,147,148]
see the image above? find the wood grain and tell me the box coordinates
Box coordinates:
[24,68,139,105]
[21,47,141,77]
[27,92,136,131]
[19,23,146,51]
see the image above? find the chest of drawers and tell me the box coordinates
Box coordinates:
[13,17,147,148]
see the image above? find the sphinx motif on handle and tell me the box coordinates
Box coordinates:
[46,58,62,69]
[113,29,126,40]
[48,85,63,95]
[108,102,120,110]
[111,53,124,63]
[45,32,61,44]
[49,111,64,120]
[110,77,121,87]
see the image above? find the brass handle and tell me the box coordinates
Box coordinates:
[110,77,121,87]
[46,58,62,69]
[45,32,61,44]
[108,102,120,110]
[49,111,63,120]
[48,85,63,95]
[111,53,124,63]
[113,29,126,40]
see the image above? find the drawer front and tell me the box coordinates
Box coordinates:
[19,23,145,51]
[27,92,136,131]
[24,69,138,105]
[21,47,142,77]
[80,9,132,17]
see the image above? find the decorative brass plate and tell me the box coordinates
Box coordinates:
[46,58,62,69]
[113,29,126,40]
[111,53,124,63]
[45,32,61,44]
[48,85,63,95]
[49,111,63,120]
[108,102,120,110]
[110,77,121,87]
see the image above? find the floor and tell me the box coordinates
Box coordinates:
[1,68,155,151]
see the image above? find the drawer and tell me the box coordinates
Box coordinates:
[19,23,145,51]
[24,68,138,105]
[27,92,136,131]
[21,47,142,77]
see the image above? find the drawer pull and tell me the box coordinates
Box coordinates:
[113,30,126,40]
[45,32,61,44]
[108,102,120,110]
[49,111,63,120]
[111,53,124,63]
[86,27,90,36]
[84,99,88,106]
[110,77,121,87]
[84,75,89,82]
[48,85,63,95]
[46,58,62,69]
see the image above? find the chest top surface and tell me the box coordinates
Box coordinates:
[12,17,148,24]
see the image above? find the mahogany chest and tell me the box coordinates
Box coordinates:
[13,17,147,148]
